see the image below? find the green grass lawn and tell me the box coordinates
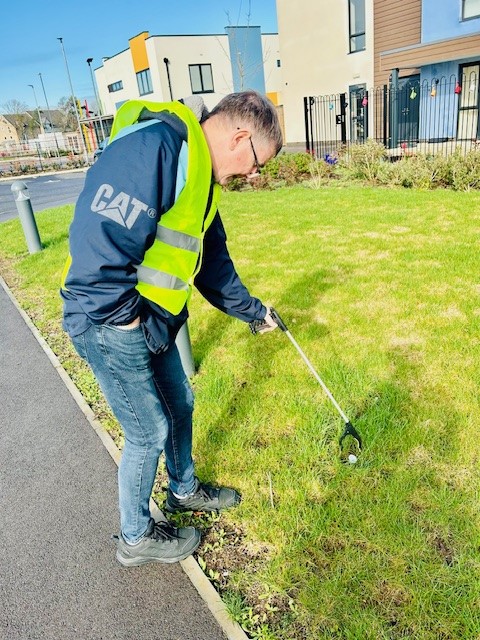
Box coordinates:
[1,185,479,639]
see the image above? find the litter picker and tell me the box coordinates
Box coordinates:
[250,308,362,455]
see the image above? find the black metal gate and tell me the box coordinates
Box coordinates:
[304,93,347,157]
[304,73,480,158]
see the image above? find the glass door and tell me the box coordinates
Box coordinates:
[457,63,480,140]
[349,84,368,143]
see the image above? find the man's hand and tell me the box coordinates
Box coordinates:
[249,307,278,334]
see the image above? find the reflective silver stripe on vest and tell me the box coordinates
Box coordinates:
[156,226,200,253]
[136,265,189,291]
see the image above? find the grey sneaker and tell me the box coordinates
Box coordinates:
[165,477,241,514]
[116,516,200,567]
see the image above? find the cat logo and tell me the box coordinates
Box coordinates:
[91,184,155,229]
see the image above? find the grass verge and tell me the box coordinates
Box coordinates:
[1,185,480,639]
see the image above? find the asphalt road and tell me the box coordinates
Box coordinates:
[0,171,86,222]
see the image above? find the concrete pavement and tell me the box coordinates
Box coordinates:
[0,279,243,640]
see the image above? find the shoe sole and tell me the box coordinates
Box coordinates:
[164,496,241,514]
[116,535,201,567]
[164,503,219,514]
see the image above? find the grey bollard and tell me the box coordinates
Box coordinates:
[175,321,195,378]
[11,181,42,254]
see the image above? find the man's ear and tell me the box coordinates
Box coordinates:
[230,128,250,150]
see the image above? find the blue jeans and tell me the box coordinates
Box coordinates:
[72,323,195,543]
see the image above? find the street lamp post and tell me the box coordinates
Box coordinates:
[28,84,45,135]
[86,57,106,140]
[58,37,89,164]
[38,73,60,157]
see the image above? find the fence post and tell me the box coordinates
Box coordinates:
[383,85,388,147]
[339,93,347,144]
[390,69,399,149]
[304,97,311,154]
[11,181,42,254]
[175,321,195,378]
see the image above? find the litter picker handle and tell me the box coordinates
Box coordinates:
[269,308,288,332]
[249,307,288,334]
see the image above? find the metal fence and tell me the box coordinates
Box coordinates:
[0,115,113,176]
[0,142,78,176]
[304,73,480,159]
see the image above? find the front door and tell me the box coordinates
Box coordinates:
[457,63,480,140]
[349,84,368,143]
[397,75,420,144]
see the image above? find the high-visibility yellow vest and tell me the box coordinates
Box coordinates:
[63,99,221,316]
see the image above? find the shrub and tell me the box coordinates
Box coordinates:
[221,142,480,192]
[306,158,338,189]
[66,159,87,169]
[224,176,248,191]
[19,164,35,174]
[224,152,318,191]
[447,148,480,191]
[339,139,387,182]
[377,154,450,190]
[262,152,315,185]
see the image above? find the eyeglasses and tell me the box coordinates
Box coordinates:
[249,136,261,175]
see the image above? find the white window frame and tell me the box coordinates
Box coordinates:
[348,0,366,53]
[137,69,153,96]
[462,0,480,19]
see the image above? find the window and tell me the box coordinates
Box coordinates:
[189,64,214,94]
[348,0,366,53]
[107,81,123,93]
[463,0,480,19]
[137,69,153,96]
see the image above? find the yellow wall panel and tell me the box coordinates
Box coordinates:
[130,32,149,73]
[266,91,279,106]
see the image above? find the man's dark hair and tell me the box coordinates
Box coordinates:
[209,90,283,155]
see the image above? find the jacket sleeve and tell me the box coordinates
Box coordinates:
[194,212,266,322]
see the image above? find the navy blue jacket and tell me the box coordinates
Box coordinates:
[61,118,266,353]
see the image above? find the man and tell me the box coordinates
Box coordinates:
[61,90,282,567]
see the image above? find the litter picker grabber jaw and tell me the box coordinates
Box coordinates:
[250,308,362,456]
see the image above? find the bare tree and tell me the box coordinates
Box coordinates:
[1,99,30,138]
[217,0,270,92]
[224,0,253,90]
[57,96,78,132]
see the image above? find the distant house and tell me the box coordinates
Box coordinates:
[1,109,86,154]
[2,109,65,139]
[276,0,374,144]
[276,0,480,151]
[94,29,282,119]
[0,114,19,144]
[378,0,480,149]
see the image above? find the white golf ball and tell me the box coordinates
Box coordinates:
[348,454,358,464]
